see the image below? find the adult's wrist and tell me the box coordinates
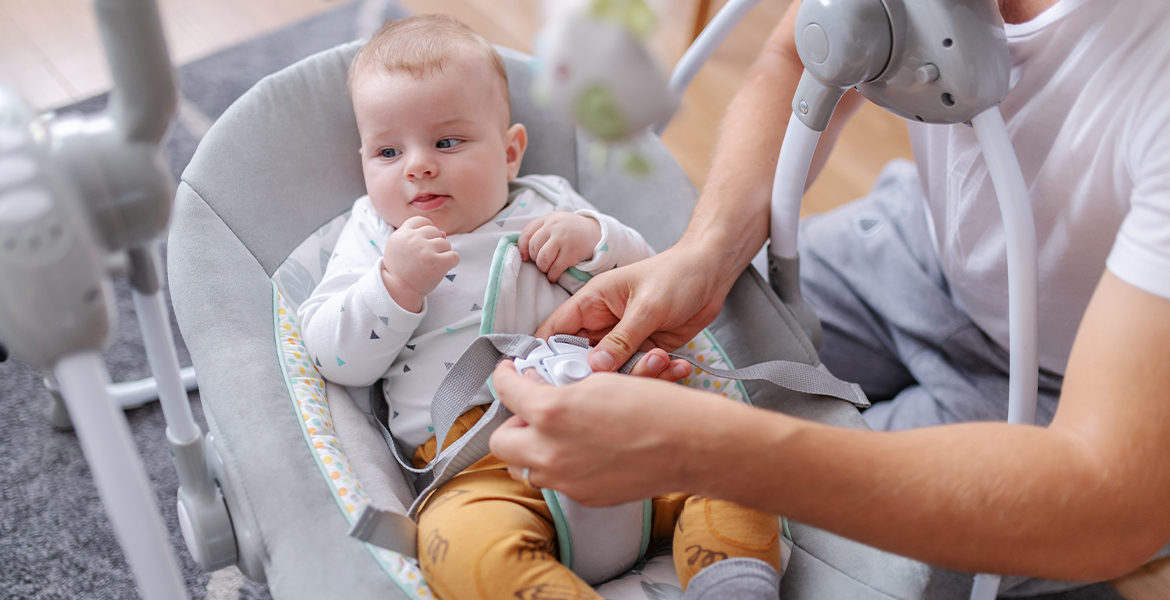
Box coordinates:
[663,388,780,497]
[684,392,802,507]
[673,229,752,300]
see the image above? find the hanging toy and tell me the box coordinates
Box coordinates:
[532,0,675,175]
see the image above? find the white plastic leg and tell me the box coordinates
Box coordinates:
[110,366,198,410]
[966,107,1039,600]
[770,113,823,260]
[42,365,197,431]
[970,573,1002,600]
[131,281,200,443]
[971,106,1039,425]
[54,351,189,600]
[655,0,764,134]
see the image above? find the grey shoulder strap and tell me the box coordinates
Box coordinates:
[351,333,549,556]
[665,353,870,408]
[430,334,546,456]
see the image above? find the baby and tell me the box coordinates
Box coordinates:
[298,14,783,600]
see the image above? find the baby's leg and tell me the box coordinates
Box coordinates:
[416,465,601,600]
[668,495,783,597]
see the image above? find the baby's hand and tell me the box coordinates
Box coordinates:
[519,212,601,281]
[381,216,459,313]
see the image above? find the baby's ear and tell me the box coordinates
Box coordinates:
[504,123,528,181]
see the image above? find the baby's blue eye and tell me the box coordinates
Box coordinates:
[436,138,462,149]
[380,148,400,158]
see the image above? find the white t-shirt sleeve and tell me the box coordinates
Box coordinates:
[297,198,424,386]
[1106,91,1170,300]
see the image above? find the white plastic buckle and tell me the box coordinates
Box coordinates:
[513,336,594,386]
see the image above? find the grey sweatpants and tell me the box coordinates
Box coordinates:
[796,160,1103,598]
[799,159,1064,431]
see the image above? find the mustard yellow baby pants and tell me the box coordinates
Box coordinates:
[413,406,782,600]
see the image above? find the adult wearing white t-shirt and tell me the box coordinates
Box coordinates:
[489,0,1170,595]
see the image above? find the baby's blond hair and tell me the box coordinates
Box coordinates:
[349,14,510,116]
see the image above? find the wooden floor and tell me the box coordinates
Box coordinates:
[3,0,1167,597]
[0,0,905,213]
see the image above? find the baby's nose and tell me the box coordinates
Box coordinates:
[405,156,437,179]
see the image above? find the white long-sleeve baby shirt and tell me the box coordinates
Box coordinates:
[297,174,653,449]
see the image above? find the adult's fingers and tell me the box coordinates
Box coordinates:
[588,305,660,372]
[493,360,540,412]
[491,362,556,431]
[534,296,592,340]
[628,348,693,381]
[490,361,551,466]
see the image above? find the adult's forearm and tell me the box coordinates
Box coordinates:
[688,397,1160,580]
[676,8,805,284]
[678,2,863,291]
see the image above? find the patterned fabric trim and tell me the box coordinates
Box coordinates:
[273,281,436,599]
[674,331,750,403]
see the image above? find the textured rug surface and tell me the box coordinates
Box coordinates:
[0,2,405,598]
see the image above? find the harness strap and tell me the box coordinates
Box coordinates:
[351,334,628,560]
[431,334,546,456]
[665,352,870,408]
[351,332,869,570]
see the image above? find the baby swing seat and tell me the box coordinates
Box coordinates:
[168,41,932,599]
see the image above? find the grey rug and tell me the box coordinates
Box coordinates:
[0,2,405,599]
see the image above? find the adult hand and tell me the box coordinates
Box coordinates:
[489,357,712,504]
[534,0,828,373]
[535,243,733,372]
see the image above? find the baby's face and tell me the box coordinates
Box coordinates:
[352,55,525,235]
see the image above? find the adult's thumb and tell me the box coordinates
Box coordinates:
[590,317,654,372]
[492,360,526,410]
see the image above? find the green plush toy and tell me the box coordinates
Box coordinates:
[532,0,676,175]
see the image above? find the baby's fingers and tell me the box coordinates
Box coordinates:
[519,218,548,262]
[545,252,577,282]
[436,246,460,271]
[400,215,436,232]
[534,243,563,277]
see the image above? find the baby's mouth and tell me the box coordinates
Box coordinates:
[411,193,450,211]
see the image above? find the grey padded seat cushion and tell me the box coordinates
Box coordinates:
[168,41,931,599]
